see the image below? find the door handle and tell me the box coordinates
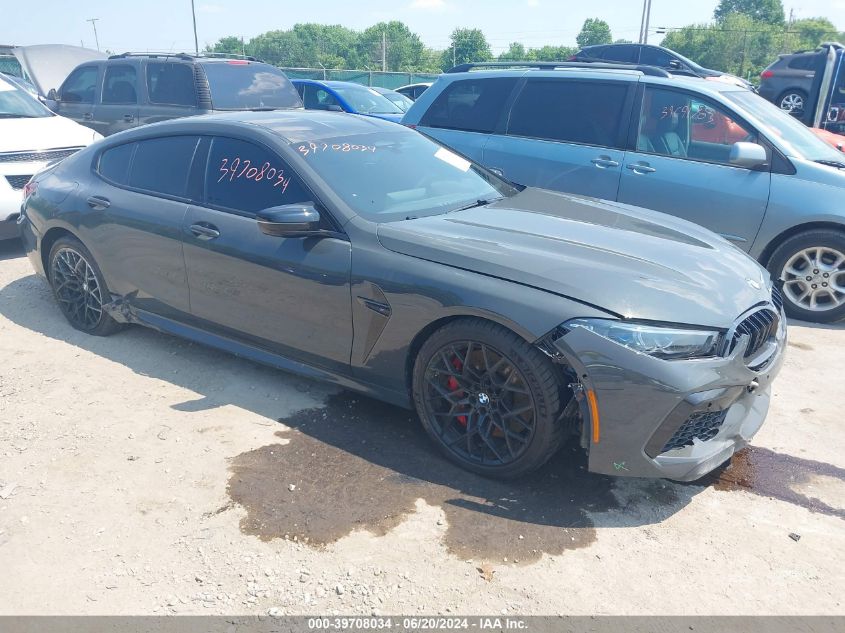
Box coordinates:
[83,112,93,121]
[190,223,220,240]
[123,114,134,122]
[591,156,620,168]
[626,162,656,174]
[86,195,110,210]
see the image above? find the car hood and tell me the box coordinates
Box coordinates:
[0,114,100,153]
[376,188,771,328]
[364,112,404,123]
[13,45,105,97]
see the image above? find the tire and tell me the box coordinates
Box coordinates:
[412,319,566,479]
[48,235,122,336]
[777,89,807,114]
[766,229,845,323]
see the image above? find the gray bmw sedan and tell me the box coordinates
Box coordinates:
[19,112,786,480]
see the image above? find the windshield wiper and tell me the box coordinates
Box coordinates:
[815,159,845,169]
[0,113,33,119]
[450,197,503,213]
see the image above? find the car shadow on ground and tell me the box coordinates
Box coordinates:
[0,239,24,262]
[1,272,841,563]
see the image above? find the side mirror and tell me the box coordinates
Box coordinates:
[256,203,321,237]
[729,142,768,169]
[326,104,343,112]
[47,88,59,101]
[667,59,682,70]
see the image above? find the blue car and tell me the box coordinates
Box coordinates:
[292,79,404,123]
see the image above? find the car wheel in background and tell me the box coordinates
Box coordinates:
[412,319,566,478]
[48,236,122,336]
[767,229,845,323]
[777,89,807,114]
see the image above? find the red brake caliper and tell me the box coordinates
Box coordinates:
[448,355,468,426]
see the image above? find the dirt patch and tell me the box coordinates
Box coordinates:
[788,341,814,351]
[228,393,628,563]
[708,446,845,520]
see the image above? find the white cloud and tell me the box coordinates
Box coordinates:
[526,0,540,6]
[409,0,448,10]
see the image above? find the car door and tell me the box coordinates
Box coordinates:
[182,135,353,371]
[416,77,517,164]
[617,85,771,248]
[85,135,198,318]
[139,61,199,126]
[53,64,100,127]
[482,77,633,199]
[92,63,140,136]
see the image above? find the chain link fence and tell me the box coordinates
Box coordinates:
[279,67,440,89]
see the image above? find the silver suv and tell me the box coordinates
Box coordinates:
[47,52,302,136]
[402,61,845,323]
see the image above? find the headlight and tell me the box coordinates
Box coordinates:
[566,319,722,360]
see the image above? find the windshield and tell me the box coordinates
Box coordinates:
[0,77,53,118]
[203,62,302,110]
[723,90,845,162]
[292,130,517,221]
[383,91,413,112]
[330,84,404,115]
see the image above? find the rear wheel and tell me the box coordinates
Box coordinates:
[767,229,845,323]
[777,89,807,114]
[412,319,566,479]
[48,236,122,336]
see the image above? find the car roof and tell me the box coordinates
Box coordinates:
[109,110,405,144]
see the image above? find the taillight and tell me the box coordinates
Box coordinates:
[760,70,774,79]
[22,179,36,200]
[227,60,249,65]
[567,55,578,61]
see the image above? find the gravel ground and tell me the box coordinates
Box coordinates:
[1,238,843,615]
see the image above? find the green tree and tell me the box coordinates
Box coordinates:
[790,17,839,49]
[358,21,426,71]
[714,0,784,25]
[207,36,244,56]
[576,18,612,48]
[498,42,528,61]
[529,45,576,61]
[441,28,492,70]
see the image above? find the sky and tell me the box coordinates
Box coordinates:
[4,0,845,56]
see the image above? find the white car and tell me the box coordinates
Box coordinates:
[0,75,101,240]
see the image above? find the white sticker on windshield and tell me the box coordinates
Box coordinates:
[434,147,471,172]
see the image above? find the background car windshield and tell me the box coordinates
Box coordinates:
[331,84,403,114]
[292,130,516,221]
[724,89,845,162]
[0,77,52,118]
[203,63,302,110]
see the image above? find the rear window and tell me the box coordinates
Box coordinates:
[128,136,200,198]
[419,78,517,134]
[602,45,638,63]
[507,79,629,148]
[787,55,817,71]
[201,62,302,110]
[98,143,135,184]
[146,62,197,106]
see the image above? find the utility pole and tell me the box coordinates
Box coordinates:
[241,35,246,57]
[190,0,199,55]
[452,42,456,67]
[642,0,652,44]
[86,18,100,51]
[381,30,387,72]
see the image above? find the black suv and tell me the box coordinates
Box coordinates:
[46,53,303,136]
[571,43,752,89]
[758,43,844,113]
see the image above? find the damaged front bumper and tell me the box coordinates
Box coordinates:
[547,314,786,482]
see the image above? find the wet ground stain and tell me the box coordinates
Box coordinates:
[706,446,845,520]
[228,393,626,563]
[788,341,814,351]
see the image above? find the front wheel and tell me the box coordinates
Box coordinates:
[412,319,566,479]
[48,236,122,336]
[778,89,807,114]
[767,230,845,323]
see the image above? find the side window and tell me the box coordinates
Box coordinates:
[638,87,757,165]
[787,56,814,71]
[102,65,138,105]
[61,66,98,104]
[507,79,629,148]
[419,78,517,133]
[97,143,136,185]
[316,88,340,108]
[145,62,197,107]
[602,45,638,63]
[205,137,310,214]
[640,47,674,68]
[128,136,200,197]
